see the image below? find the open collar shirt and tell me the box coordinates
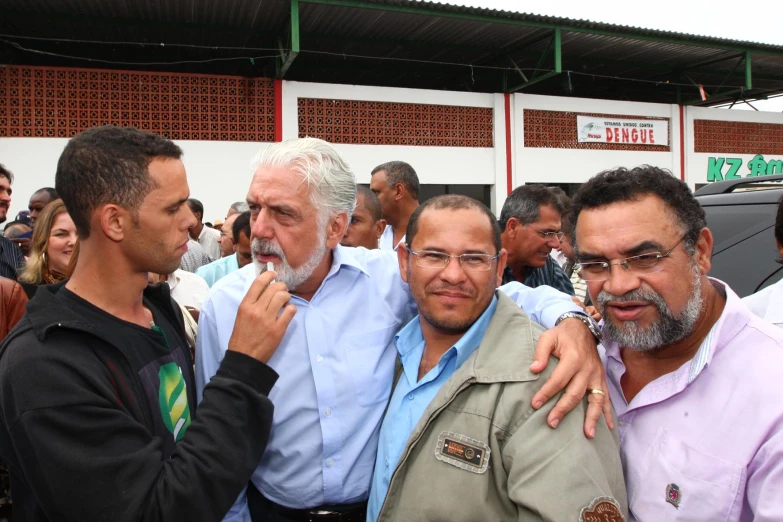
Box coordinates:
[600,279,783,521]
[195,246,580,520]
[379,225,405,251]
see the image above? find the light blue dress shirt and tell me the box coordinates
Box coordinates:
[366,296,498,522]
[195,245,580,521]
[195,253,239,287]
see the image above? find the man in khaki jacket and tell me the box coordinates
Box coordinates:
[367,195,627,522]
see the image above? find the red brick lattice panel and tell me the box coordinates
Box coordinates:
[524,109,671,151]
[297,98,493,147]
[0,66,275,141]
[694,119,783,155]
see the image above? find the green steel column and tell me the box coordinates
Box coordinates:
[745,51,752,90]
[278,0,300,78]
[554,27,562,73]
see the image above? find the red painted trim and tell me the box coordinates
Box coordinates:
[274,79,283,142]
[679,104,685,181]
[504,93,513,194]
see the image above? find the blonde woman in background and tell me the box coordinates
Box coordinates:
[19,199,77,298]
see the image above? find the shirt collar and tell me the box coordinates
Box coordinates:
[395,295,499,372]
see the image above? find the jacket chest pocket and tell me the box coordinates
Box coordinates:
[343,325,397,406]
[629,428,742,522]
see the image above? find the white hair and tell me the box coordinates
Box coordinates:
[251,138,357,229]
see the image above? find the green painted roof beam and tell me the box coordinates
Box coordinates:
[299,0,783,56]
[277,0,300,78]
[507,28,561,92]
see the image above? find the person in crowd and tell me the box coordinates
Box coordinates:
[18,199,77,297]
[340,185,386,249]
[3,220,32,257]
[560,212,590,303]
[180,238,212,272]
[0,277,27,339]
[370,161,419,251]
[571,165,783,521]
[548,187,571,268]
[368,195,626,521]
[149,268,210,312]
[499,185,575,295]
[743,194,783,327]
[227,201,250,218]
[0,125,290,521]
[187,198,221,260]
[196,137,608,522]
[28,187,59,228]
[217,212,240,258]
[196,211,252,287]
[0,165,25,281]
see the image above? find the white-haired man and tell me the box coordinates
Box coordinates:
[196,138,609,522]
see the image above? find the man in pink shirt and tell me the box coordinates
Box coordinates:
[570,165,783,521]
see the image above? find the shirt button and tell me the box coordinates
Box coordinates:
[325,407,332,416]
[316,355,323,363]
[407,394,414,401]
[326,458,334,468]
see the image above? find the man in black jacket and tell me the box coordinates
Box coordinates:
[0,126,295,522]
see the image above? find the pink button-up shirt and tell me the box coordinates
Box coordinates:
[601,279,783,521]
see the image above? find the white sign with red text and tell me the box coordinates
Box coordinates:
[576,115,669,146]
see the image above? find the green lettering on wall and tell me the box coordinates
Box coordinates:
[747,155,768,177]
[707,157,725,182]
[767,159,783,175]
[725,158,743,179]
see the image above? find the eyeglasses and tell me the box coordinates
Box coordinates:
[529,226,564,242]
[574,235,687,282]
[406,247,500,272]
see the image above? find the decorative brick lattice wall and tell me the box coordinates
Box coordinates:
[0,66,276,141]
[524,109,671,151]
[694,119,783,155]
[298,98,493,147]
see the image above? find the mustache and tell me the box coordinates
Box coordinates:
[252,238,284,258]
[596,287,667,313]
[427,284,476,298]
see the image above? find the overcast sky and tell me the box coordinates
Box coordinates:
[442,0,783,112]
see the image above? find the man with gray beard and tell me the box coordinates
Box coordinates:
[570,165,783,522]
[195,138,611,522]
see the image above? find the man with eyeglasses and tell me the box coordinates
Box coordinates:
[571,165,783,521]
[367,194,627,522]
[499,185,575,295]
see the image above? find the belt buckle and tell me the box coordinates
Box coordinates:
[308,510,341,521]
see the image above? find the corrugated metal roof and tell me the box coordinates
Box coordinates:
[0,0,781,104]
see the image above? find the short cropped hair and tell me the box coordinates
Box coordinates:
[499,185,564,230]
[0,164,13,184]
[406,194,501,252]
[34,187,59,201]
[187,198,204,220]
[230,201,250,214]
[371,161,420,200]
[570,165,706,254]
[356,185,382,222]
[232,211,251,243]
[55,126,182,238]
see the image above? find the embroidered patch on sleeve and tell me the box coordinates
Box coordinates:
[434,431,490,474]
[579,496,625,522]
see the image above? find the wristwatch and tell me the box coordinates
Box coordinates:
[555,311,602,343]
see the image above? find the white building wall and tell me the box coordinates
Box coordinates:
[685,106,783,187]
[0,138,271,224]
[512,94,681,186]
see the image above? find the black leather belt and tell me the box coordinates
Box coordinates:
[264,499,367,522]
[246,483,367,522]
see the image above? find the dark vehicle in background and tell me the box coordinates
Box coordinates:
[695,175,783,298]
